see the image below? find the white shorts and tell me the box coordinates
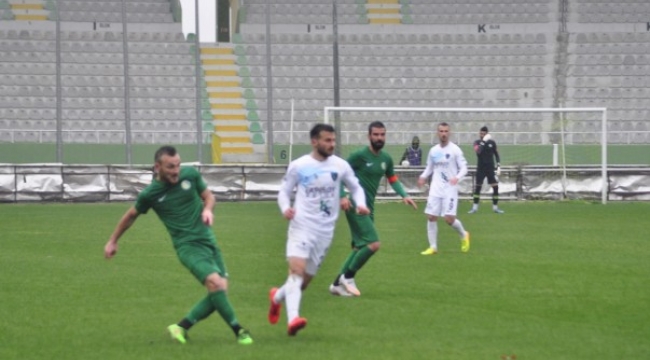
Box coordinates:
[425,193,458,217]
[285,227,333,276]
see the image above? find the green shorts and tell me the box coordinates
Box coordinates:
[175,240,228,284]
[344,210,379,248]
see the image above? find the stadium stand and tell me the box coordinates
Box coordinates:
[1,0,650,162]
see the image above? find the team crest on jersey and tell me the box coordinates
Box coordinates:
[446,154,450,159]
[181,180,191,190]
[381,162,386,170]
[330,172,338,181]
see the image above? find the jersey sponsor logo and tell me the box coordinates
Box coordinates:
[157,195,167,202]
[299,168,338,198]
[365,162,373,167]
[320,200,332,217]
[305,185,336,198]
[181,180,191,190]
[381,162,386,170]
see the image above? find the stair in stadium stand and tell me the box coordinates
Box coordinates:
[9,1,49,21]
[365,0,402,25]
[201,44,265,163]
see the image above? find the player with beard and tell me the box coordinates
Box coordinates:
[104,146,253,345]
[268,123,369,336]
[329,121,417,297]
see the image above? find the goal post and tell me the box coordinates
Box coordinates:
[323,106,608,204]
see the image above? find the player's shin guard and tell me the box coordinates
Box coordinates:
[492,186,499,205]
[185,296,215,329]
[427,220,438,250]
[344,245,375,279]
[472,185,482,204]
[284,274,303,322]
[208,290,239,328]
[451,219,466,237]
[334,251,357,285]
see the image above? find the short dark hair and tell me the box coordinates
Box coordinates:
[310,123,335,139]
[154,145,177,163]
[368,121,385,134]
[480,126,489,132]
[438,122,450,128]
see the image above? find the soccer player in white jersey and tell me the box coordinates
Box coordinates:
[268,123,370,336]
[417,122,471,255]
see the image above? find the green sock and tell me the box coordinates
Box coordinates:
[347,246,375,274]
[185,296,215,326]
[208,290,238,327]
[334,250,358,284]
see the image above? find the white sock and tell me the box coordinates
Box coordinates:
[472,203,478,211]
[492,204,498,210]
[451,219,466,238]
[273,285,286,304]
[427,221,438,249]
[284,274,303,322]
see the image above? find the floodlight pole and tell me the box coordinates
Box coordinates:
[55,0,62,162]
[121,0,132,165]
[194,0,203,163]
[331,0,341,156]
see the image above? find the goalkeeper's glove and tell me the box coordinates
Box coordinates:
[496,164,501,176]
[483,133,492,142]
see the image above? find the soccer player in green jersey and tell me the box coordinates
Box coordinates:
[103,146,253,345]
[329,121,418,297]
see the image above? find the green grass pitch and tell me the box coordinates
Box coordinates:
[1,201,649,360]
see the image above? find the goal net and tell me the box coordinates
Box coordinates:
[323,106,608,204]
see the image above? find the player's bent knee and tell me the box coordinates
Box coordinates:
[368,242,381,252]
[288,258,307,278]
[204,273,227,292]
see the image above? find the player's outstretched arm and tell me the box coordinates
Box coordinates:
[104,207,139,259]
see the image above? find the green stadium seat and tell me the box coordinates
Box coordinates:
[245,99,258,110]
[249,121,262,133]
[243,89,255,100]
[234,45,246,56]
[238,67,250,77]
[236,55,247,65]
[251,133,265,144]
[240,77,253,88]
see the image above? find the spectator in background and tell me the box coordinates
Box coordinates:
[399,136,422,166]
